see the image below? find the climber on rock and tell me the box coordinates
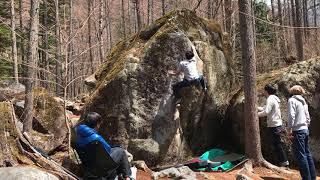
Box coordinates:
[168,50,206,104]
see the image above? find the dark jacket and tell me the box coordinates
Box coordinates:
[75,124,112,154]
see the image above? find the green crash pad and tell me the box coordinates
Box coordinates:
[197,149,245,172]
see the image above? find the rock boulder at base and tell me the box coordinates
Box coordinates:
[13,88,68,154]
[83,10,236,166]
[0,166,59,180]
[227,57,320,164]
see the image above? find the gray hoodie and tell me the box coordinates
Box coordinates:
[287,95,311,131]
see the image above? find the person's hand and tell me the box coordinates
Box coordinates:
[168,70,176,75]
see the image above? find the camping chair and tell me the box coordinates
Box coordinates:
[74,140,119,180]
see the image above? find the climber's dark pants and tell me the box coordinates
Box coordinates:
[110,147,132,178]
[269,126,288,164]
[172,76,206,99]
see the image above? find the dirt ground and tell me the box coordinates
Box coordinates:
[137,167,320,180]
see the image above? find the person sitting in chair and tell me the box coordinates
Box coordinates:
[168,50,206,104]
[74,112,132,180]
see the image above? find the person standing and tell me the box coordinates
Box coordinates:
[258,84,289,167]
[287,85,316,180]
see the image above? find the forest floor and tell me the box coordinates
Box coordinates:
[137,167,320,180]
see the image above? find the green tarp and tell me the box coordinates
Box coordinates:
[197,149,244,172]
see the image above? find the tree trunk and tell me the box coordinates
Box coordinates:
[278,0,283,24]
[302,0,309,38]
[24,0,40,132]
[11,0,19,83]
[238,0,264,165]
[105,0,112,51]
[69,0,75,98]
[18,0,25,77]
[162,0,166,16]
[314,0,317,26]
[294,0,304,61]
[42,0,49,89]
[148,0,154,24]
[133,0,142,30]
[207,0,212,19]
[225,0,232,34]
[99,0,104,64]
[87,0,94,74]
[121,0,126,37]
[55,0,62,96]
[271,0,275,20]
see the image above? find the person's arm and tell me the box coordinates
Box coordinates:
[258,98,273,117]
[304,104,311,126]
[287,99,295,132]
[168,69,181,76]
[168,62,182,76]
[257,106,265,112]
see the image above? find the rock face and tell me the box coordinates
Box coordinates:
[84,10,235,166]
[227,57,320,164]
[0,166,59,180]
[13,89,68,154]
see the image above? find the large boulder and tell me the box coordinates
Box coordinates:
[0,80,25,101]
[227,57,320,164]
[13,88,68,154]
[84,10,235,166]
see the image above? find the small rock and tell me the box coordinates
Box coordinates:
[177,166,197,180]
[128,139,160,166]
[199,172,210,179]
[132,160,152,173]
[152,167,181,180]
[236,173,252,180]
[84,74,97,88]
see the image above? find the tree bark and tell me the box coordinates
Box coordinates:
[133,0,142,30]
[104,0,112,51]
[69,0,75,98]
[278,0,283,24]
[98,0,104,64]
[207,0,213,19]
[41,0,49,89]
[148,0,154,24]
[11,0,19,83]
[294,0,304,61]
[162,0,166,16]
[18,0,25,72]
[314,0,317,26]
[121,0,126,36]
[24,0,40,132]
[225,0,232,34]
[271,0,275,20]
[87,0,94,74]
[238,0,264,165]
[55,0,62,96]
[302,0,309,38]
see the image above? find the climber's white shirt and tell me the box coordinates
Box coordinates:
[258,95,283,127]
[178,57,200,81]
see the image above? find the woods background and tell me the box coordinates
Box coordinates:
[0,0,319,98]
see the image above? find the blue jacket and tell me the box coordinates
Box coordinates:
[75,124,112,154]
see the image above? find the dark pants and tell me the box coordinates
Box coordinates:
[172,76,206,99]
[292,129,316,180]
[269,126,288,164]
[110,147,131,178]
